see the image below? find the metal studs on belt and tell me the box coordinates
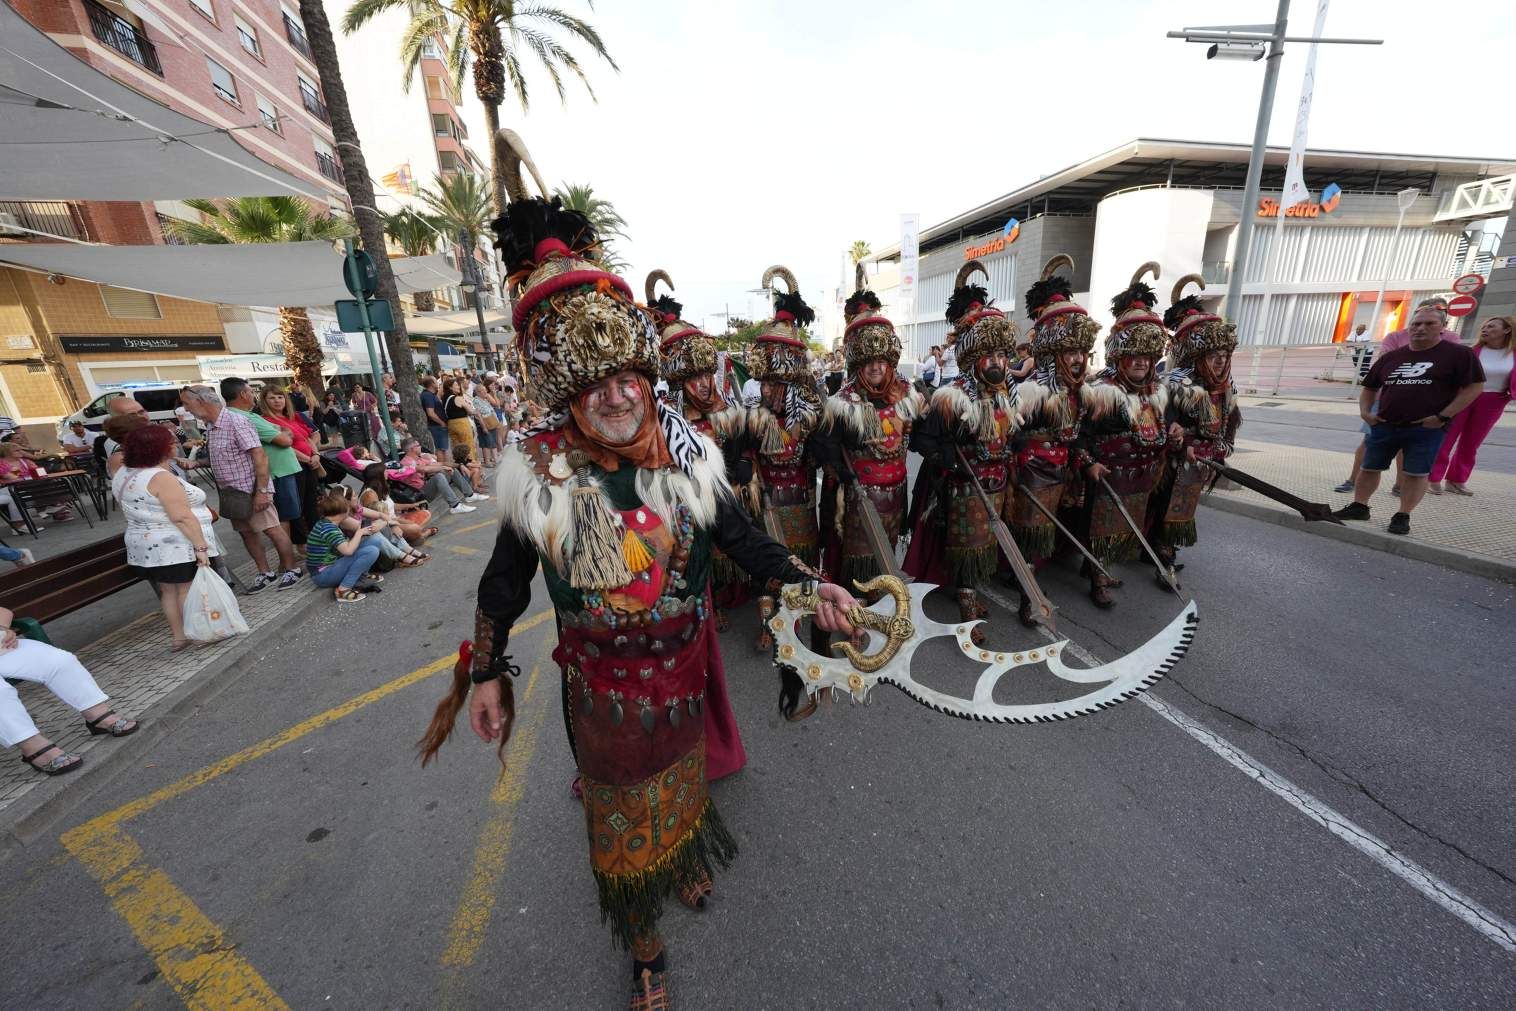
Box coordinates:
[607,691,624,727]
[637,697,655,735]
[579,691,594,717]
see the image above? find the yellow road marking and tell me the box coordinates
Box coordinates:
[57,609,554,1011]
[446,545,481,556]
[77,608,552,828]
[449,519,497,535]
[437,662,551,973]
[61,822,288,1010]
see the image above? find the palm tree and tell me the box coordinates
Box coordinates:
[380,209,444,311]
[298,0,432,452]
[553,182,629,272]
[164,197,353,394]
[418,171,498,367]
[342,0,617,214]
[849,240,871,290]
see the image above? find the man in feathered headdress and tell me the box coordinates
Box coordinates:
[1081,263,1180,607]
[1148,275,1242,583]
[821,288,928,587]
[419,198,858,1009]
[1010,255,1103,626]
[903,260,1020,642]
[744,267,833,669]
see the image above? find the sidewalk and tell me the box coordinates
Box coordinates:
[1203,431,1516,582]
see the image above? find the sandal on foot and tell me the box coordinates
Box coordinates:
[397,554,424,568]
[676,873,713,910]
[629,969,671,1011]
[21,745,81,776]
[419,526,440,540]
[85,710,138,738]
[333,588,366,603]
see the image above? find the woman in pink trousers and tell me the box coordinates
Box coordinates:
[1429,315,1514,495]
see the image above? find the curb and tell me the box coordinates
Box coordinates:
[0,584,334,854]
[1201,494,1516,585]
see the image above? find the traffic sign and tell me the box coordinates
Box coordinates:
[343,248,378,298]
[335,298,394,332]
[1451,273,1485,295]
[1445,293,1479,318]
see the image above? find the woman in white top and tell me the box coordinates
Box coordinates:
[1429,315,1514,495]
[111,425,221,651]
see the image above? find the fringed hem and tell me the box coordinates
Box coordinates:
[946,545,999,588]
[595,800,739,951]
[711,550,746,591]
[1091,532,1141,564]
[1010,523,1057,562]
[839,553,884,588]
[1156,520,1197,549]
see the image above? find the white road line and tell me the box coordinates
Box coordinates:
[974,583,1516,954]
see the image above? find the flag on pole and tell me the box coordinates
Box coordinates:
[380,163,415,196]
[1280,1,1331,210]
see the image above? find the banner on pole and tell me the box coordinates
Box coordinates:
[899,213,920,350]
[1280,0,1331,210]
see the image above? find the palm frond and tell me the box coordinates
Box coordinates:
[162,218,230,245]
[517,5,620,71]
[397,12,449,93]
[340,0,411,34]
[447,21,469,89]
[502,46,529,110]
[510,26,569,103]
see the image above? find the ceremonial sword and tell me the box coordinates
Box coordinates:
[1096,475,1182,594]
[1198,459,1342,524]
[954,448,1056,631]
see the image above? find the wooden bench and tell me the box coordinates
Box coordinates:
[0,536,141,626]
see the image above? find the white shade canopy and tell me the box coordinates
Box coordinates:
[405,308,512,337]
[0,241,461,308]
[0,2,322,200]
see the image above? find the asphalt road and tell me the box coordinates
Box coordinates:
[1,505,1512,1009]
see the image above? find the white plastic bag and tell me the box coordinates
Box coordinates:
[182,566,250,642]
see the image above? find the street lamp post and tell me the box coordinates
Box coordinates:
[1167,9,1383,319]
[1365,186,1423,342]
[459,229,496,372]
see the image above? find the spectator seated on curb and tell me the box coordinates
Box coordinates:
[450,444,487,497]
[305,492,388,603]
[358,463,436,551]
[0,606,138,775]
[388,438,482,514]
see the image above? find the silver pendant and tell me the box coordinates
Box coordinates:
[668,705,681,729]
[579,692,594,717]
[609,698,624,726]
[639,704,656,735]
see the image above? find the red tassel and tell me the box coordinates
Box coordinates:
[458,640,473,667]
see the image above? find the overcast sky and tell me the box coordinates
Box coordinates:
[447,0,1514,334]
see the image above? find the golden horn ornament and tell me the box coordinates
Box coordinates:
[645,268,673,305]
[1130,261,1161,286]
[1171,273,1205,303]
[1040,254,1075,281]
[954,259,989,290]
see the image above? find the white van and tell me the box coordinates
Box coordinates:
[61,384,185,436]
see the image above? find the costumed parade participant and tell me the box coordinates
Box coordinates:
[821,287,927,586]
[418,197,859,1010]
[1081,263,1176,608]
[903,260,1021,644]
[744,267,832,664]
[1009,255,1103,626]
[647,269,751,780]
[1149,274,1242,585]
[648,270,750,632]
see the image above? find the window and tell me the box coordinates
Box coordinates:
[206,56,238,105]
[187,0,215,22]
[439,151,464,174]
[298,75,327,123]
[234,16,261,58]
[256,94,280,133]
[84,0,163,75]
[100,285,163,320]
[281,8,311,58]
[314,137,341,182]
[432,113,451,137]
[424,75,447,101]
[421,40,442,60]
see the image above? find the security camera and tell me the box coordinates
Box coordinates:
[1207,41,1266,61]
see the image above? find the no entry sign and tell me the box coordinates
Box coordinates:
[1446,293,1479,317]
[1451,273,1485,295]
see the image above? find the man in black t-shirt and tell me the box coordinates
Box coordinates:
[1335,307,1484,534]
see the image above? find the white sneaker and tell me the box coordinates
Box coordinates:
[450,503,477,514]
[467,493,490,502]
[13,548,34,567]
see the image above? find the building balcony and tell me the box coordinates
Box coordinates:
[315,151,342,183]
[85,0,162,76]
[283,12,312,60]
[1202,260,1232,286]
[301,89,329,124]
[0,201,89,241]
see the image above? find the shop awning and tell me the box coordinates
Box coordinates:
[0,242,461,308]
[404,308,513,337]
[0,2,323,201]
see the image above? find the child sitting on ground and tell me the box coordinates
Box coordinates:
[306,492,388,603]
[451,444,484,496]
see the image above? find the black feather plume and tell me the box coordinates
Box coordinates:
[1024,276,1073,321]
[651,294,683,320]
[944,284,990,324]
[773,289,816,328]
[844,289,882,318]
[491,196,596,276]
[1109,281,1157,318]
[1163,295,1207,331]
